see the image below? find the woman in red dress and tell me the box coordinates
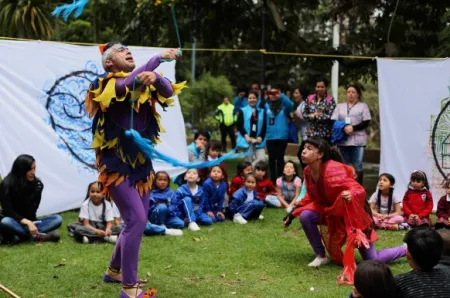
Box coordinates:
[293,137,405,284]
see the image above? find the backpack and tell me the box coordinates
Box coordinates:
[307,94,333,105]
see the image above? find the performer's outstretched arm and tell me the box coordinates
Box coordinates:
[116,54,174,98]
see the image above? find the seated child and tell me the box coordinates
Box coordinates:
[349,260,397,298]
[254,160,278,207]
[228,160,253,201]
[395,227,450,298]
[436,179,450,230]
[402,170,433,227]
[198,140,229,185]
[275,161,301,211]
[283,182,307,228]
[229,173,265,224]
[435,229,450,275]
[68,181,121,244]
[172,169,213,231]
[143,171,183,237]
[203,166,227,223]
[369,173,407,230]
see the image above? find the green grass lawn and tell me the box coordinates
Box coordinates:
[0,160,406,298]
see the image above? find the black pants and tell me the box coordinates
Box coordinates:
[266,139,288,183]
[220,124,236,151]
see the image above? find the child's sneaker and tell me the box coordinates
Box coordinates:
[308,256,329,267]
[258,214,264,220]
[399,223,410,230]
[164,229,183,236]
[188,221,200,231]
[233,213,247,224]
[82,236,90,244]
[104,235,118,244]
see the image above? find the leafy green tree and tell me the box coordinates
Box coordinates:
[0,0,55,39]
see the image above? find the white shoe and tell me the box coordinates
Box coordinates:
[164,228,183,236]
[104,235,118,244]
[233,213,247,224]
[188,221,200,231]
[82,236,90,244]
[259,214,264,220]
[308,256,329,267]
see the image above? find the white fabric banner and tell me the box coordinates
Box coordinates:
[0,40,187,216]
[377,58,450,208]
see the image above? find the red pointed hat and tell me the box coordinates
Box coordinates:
[98,42,121,55]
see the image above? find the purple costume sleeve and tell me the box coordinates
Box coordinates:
[115,54,173,98]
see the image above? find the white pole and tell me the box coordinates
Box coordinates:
[331,21,340,102]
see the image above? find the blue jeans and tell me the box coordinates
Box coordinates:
[149,204,185,229]
[181,197,213,226]
[0,215,63,239]
[338,146,365,173]
[143,223,166,236]
[235,200,265,220]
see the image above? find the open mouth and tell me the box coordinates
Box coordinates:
[125,57,134,62]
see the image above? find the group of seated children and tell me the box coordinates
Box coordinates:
[368,170,450,231]
[350,228,450,298]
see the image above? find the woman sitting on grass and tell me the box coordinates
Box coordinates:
[0,154,62,244]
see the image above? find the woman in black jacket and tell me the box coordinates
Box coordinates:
[0,154,62,243]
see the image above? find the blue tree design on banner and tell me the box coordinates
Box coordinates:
[42,61,102,171]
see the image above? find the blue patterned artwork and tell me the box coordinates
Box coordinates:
[41,61,102,172]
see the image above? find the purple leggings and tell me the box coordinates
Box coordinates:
[109,179,150,286]
[299,210,406,262]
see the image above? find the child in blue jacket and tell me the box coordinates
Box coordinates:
[143,171,183,236]
[203,165,227,223]
[172,169,213,231]
[229,173,265,224]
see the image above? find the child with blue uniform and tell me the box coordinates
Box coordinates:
[229,173,265,224]
[172,169,213,231]
[143,171,183,236]
[203,166,227,223]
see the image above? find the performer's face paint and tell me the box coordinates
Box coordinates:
[301,143,322,165]
[155,174,169,190]
[26,162,36,181]
[89,183,104,206]
[248,93,258,107]
[185,169,199,183]
[244,176,257,191]
[210,166,224,182]
[107,45,135,72]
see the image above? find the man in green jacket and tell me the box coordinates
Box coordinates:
[215,97,236,151]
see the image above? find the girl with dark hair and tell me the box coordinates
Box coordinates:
[229,173,265,224]
[274,161,302,210]
[369,173,406,230]
[68,181,122,244]
[228,161,253,200]
[331,84,371,184]
[350,260,397,298]
[198,140,229,184]
[402,170,433,227]
[291,137,405,284]
[0,154,62,243]
[302,79,336,142]
[435,179,450,229]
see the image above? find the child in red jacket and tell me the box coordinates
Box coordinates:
[254,160,278,206]
[228,161,253,201]
[402,170,433,227]
[436,179,450,229]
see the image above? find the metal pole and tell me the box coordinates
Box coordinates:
[191,0,197,125]
[331,20,340,102]
[260,0,267,91]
